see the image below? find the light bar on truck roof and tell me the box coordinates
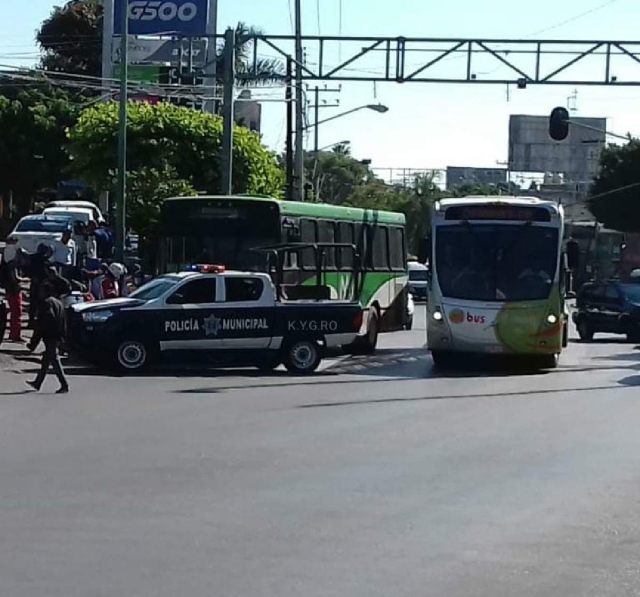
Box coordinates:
[189,264,226,273]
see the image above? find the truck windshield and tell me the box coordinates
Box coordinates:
[435,224,559,302]
[130,277,179,301]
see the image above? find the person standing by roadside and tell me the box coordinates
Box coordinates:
[27,282,69,394]
[0,253,26,342]
[53,229,77,280]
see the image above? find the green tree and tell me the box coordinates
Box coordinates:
[0,77,83,215]
[37,0,103,77]
[227,23,285,86]
[589,140,640,232]
[305,150,374,204]
[126,166,195,243]
[67,100,284,197]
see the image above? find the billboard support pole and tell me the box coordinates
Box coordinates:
[285,57,294,199]
[101,0,114,217]
[293,0,305,201]
[220,28,236,195]
[115,0,128,262]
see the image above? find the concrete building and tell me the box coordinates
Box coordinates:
[234,90,262,133]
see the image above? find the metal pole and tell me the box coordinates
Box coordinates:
[294,0,305,201]
[220,28,235,195]
[285,58,294,200]
[203,0,218,114]
[313,87,319,152]
[115,0,128,262]
[100,0,114,217]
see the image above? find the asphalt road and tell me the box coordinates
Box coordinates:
[2,307,640,596]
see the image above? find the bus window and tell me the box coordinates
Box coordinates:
[389,227,406,271]
[370,225,389,271]
[354,224,368,270]
[318,220,336,269]
[338,222,355,270]
[300,219,317,269]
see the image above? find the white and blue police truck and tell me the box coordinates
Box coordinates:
[68,265,364,374]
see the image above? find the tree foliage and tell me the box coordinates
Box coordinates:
[589,140,640,232]
[67,101,284,198]
[305,151,374,204]
[126,166,195,242]
[0,77,83,215]
[37,0,103,77]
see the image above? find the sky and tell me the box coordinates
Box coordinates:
[2,0,640,182]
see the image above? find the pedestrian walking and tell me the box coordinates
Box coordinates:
[0,253,26,342]
[27,282,69,394]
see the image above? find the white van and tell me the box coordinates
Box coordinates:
[47,200,105,224]
[408,261,429,301]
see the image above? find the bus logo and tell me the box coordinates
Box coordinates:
[449,309,464,324]
[449,309,486,324]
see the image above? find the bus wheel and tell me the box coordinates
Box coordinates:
[284,339,321,375]
[431,350,453,370]
[350,309,379,355]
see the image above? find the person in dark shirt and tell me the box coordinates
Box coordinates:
[27,282,69,394]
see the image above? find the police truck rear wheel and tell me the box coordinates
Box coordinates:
[115,339,151,372]
[284,340,321,375]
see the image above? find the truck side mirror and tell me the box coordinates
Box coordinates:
[417,236,431,265]
[567,240,580,271]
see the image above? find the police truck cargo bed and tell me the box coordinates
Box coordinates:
[68,266,364,374]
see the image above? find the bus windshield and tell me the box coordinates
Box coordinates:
[435,224,559,302]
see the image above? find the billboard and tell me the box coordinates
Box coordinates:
[509,114,606,182]
[111,37,207,65]
[113,0,209,35]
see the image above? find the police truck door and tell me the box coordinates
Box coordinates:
[160,276,223,351]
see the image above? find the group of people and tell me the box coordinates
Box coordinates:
[0,242,135,393]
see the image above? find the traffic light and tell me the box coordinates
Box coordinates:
[549,107,570,141]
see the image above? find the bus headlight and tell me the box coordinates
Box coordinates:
[546,313,558,324]
[433,308,444,322]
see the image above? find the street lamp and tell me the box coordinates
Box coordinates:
[306,104,389,151]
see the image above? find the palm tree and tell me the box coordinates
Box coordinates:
[217,22,286,87]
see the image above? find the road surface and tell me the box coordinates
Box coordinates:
[1,306,640,596]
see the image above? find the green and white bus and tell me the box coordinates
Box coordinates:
[425,196,571,368]
[158,195,409,351]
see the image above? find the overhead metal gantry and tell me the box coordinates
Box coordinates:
[231,35,640,86]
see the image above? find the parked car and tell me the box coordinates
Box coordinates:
[42,206,95,227]
[3,215,74,262]
[572,280,640,342]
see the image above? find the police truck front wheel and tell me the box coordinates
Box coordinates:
[115,339,153,372]
[284,339,321,375]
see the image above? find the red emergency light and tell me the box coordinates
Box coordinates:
[190,264,226,273]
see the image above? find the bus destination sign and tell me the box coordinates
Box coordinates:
[444,204,551,222]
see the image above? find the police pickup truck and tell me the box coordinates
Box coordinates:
[68,265,364,374]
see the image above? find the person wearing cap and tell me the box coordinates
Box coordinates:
[27,281,69,394]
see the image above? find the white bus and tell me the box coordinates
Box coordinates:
[424,196,574,369]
